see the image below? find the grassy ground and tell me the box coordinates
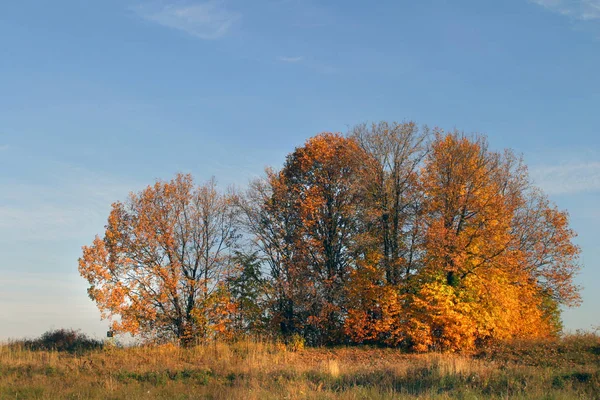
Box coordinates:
[1,334,599,399]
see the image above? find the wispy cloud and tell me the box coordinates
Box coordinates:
[277,56,304,63]
[135,1,241,39]
[0,145,9,151]
[530,161,600,195]
[530,0,600,21]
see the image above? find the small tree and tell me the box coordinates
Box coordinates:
[227,251,267,336]
[79,174,239,345]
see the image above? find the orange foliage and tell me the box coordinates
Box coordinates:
[79,174,239,345]
[402,132,579,351]
[255,133,367,344]
[80,126,581,351]
[344,129,580,351]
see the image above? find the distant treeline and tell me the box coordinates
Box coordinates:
[79,122,581,351]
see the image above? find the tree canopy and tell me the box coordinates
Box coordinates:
[80,122,581,350]
[79,175,239,344]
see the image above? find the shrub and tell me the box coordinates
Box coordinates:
[16,329,103,353]
[286,333,306,352]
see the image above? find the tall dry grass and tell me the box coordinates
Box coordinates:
[1,334,599,399]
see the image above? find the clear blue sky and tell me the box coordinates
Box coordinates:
[1,0,599,340]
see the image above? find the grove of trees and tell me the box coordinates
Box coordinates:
[79,122,581,351]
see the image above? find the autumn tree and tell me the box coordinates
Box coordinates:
[345,127,580,350]
[236,172,312,339]
[350,121,428,284]
[403,132,581,351]
[511,188,581,308]
[79,174,239,345]
[238,133,367,344]
[344,122,427,344]
[78,124,582,351]
[284,133,366,344]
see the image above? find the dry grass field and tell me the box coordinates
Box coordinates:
[1,333,599,399]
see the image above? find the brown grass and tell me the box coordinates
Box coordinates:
[1,334,599,399]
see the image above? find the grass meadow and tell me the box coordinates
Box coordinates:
[1,333,599,399]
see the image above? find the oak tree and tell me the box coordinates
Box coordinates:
[239,133,367,344]
[406,132,580,351]
[79,174,239,345]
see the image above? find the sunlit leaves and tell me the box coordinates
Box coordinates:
[79,126,581,351]
[79,174,239,345]
[344,128,580,351]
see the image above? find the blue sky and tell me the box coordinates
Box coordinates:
[1,0,599,340]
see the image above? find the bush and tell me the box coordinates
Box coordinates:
[286,334,306,352]
[16,329,103,353]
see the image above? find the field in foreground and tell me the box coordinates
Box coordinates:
[1,334,599,399]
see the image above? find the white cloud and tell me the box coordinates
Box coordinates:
[277,56,304,63]
[530,0,600,21]
[135,1,240,39]
[0,145,9,151]
[530,161,600,195]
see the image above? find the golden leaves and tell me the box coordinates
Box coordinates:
[344,128,581,351]
[78,173,239,344]
[78,126,581,351]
